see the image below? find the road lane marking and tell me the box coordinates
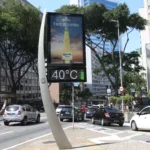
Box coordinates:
[86,128,111,135]
[122,133,142,140]
[2,126,72,150]
[90,135,122,144]
[0,131,14,136]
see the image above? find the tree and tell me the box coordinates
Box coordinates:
[56,3,147,95]
[123,72,146,94]
[0,0,41,103]
[78,88,92,105]
[122,94,133,105]
[60,88,72,105]
[60,84,80,105]
[95,51,145,94]
[110,96,118,106]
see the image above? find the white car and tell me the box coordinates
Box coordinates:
[130,106,150,131]
[56,105,66,116]
[3,104,40,126]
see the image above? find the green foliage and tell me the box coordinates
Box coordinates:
[56,5,84,14]
[78,88,92,99]
[0,0,41,101]
[122,94,133,104]
[94,51,145,92]
[60,87,72,105]
[123,72,146,93]
[110,96,118,105]
[117,97,122,104]
[110,96,122,104]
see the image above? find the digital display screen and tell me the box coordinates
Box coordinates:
[47,68,86,82]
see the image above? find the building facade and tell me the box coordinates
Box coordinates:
[70,0,118,9]
[70,0,118,97]
[139,0,150,91]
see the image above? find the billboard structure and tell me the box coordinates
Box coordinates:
[46,13,86,82]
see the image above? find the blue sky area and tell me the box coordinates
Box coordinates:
[28,0,144,52]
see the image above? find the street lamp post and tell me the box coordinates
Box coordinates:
[111,19,124,112]
[107,88,111,106]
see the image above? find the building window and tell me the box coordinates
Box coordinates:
[148,6,150,9]
[148,13,150,17]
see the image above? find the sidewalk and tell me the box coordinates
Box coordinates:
[11,124,150,150]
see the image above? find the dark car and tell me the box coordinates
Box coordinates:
[59,106,85,122]
[86,107,97,118]
[91,107,124,126]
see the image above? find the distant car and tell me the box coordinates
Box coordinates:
[56,105,66,116]
[130,106,150,131]
[92,107,124,126]
[59,106,85,122]
[86,107,97,118]
[3,104,40,126]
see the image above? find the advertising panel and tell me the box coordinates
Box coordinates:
[47,13,85,66]
[46,13,86,82]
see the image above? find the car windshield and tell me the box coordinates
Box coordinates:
[57,106,65,109]
[105,108,119,113]
[6,106,19,111]
[91,106,99,109]
[88,108,96,112]
[62,107,72,112]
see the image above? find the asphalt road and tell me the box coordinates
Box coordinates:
[1,116,150,150]
[0,116,71,150]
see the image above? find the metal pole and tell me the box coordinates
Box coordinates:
[117,20,124,112]
[38,10,72,149]
[72,84,74,129]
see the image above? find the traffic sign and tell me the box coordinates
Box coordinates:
[120,86,124,92]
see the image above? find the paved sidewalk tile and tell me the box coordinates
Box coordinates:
[13,127,106,150]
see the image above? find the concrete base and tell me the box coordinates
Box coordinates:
[124,112,136,123]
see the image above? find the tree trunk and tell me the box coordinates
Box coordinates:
[11,87,17,104]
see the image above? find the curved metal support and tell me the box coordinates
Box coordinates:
[38,10,72,149]
[1,99,7,110]
[0,99,7,115]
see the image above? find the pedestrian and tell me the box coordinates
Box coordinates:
[110,103,113,108]
[132,100,136,111]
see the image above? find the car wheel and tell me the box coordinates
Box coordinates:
[60,118,63,122]
[36,115,40,123]
[119,123,123,127]
[101,118,105,126]
[131,121,138,131]
[107,122,111,126]
[92,117,95,124]
[82,115,84,121]
[4,121,9,126]
[22,117,27,125]
[81,114,86,121]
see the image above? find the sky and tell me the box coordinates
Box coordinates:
[28,0,144,52]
